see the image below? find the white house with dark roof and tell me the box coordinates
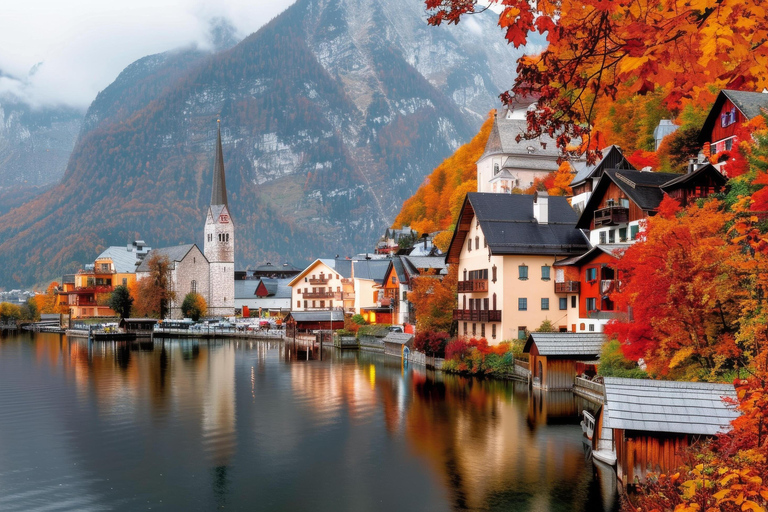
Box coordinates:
[235,278,292,316]
[446,191,590,343]
[477,101,565,194]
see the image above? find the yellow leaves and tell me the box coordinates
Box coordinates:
[742,501,765,512]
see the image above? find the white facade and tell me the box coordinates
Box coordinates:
[204,204,235,317]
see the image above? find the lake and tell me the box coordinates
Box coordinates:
[0,333,618,511]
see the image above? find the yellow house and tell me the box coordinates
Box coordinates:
[445,192,589,343]
[66,241,151,319]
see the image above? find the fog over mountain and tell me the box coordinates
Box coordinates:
[0,0,538,288]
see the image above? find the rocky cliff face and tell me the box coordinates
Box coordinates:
[0,0,530,287]
[0,97,82,189]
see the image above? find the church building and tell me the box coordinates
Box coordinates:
[137,122,235,318]
[204,122,236,317]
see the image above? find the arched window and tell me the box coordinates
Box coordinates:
[475,236,479,249]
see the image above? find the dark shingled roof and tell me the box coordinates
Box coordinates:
[353,259,390,284]
[699,89,768,143]
[523,333,605,357]
[554,244,630,267]
[136,245,200,272]
[660,163,727,191]
[603,377,739,436]
[570,145,635,187]
[575,169,680,229]
[211,124,228,207]
[447,193,589,263]
[500,156,560,172]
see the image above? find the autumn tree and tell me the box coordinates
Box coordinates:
[131,254,175,319]
[31,281,60,315]
[181,292,207,322]
[605,197,739,379]
[0,302,22,324]
[108,285,133,319]
[426,0,768,163]
[407,265,457,333]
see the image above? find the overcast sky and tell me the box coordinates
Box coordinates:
[0,0,293,110]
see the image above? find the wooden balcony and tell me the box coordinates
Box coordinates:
[309,276,330,285]
[457,279,488,293]
[452,309,502,322]
[593,206,628,227]
[303,291,335,299]
[555,281,580,293]
[73,285,114,294]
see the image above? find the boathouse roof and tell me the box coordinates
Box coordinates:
[285,310,345,322]
[602,377,739,436]
[523,332,605,357]
[383,332,413,346]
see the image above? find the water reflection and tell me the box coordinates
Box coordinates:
[0,334,617,511]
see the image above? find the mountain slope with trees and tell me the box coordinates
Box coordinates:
[0,0,529,288]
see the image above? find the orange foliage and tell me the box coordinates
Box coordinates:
[393,112,493,234]
[407,265,457,333]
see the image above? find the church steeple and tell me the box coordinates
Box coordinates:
[211,121,228,207]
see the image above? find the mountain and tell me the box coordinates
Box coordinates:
[0,0,533,288]
[0,96,82,190]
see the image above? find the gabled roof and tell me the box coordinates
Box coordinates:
[446,193,589,264]
[136,244,201,272]
[554,244,630,267]
[285,310,344,322]
[236,278,292,299]
[479,114,562,161]
[699,89,768,143]
[384,257,407,284]
[660,163,727,191]
[96,245,151,273]
[287,259,338,287]
[575,169,680,229]
[570,146,635,187]
[602,377,739,436]
[523,333,605,357]
[383,332,414,346]
[353,259,390,284]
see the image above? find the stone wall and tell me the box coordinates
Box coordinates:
[169,245,210,319]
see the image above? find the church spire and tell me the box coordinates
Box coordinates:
[211,120,228,207]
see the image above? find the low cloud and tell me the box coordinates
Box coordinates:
[0,0,292,110]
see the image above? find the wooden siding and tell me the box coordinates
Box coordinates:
[665,174,724,207]
[578,252,622,319]
[708,98,743,144]
[589,182,649,230]
[615,430,692,485]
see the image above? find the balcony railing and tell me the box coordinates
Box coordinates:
[594,206,629,227]
[72,285,114,294]
[334,292,355,301]
[303,291,335,299]
[587,310,621,320]
[452,309,502,322]
[309,276,329,285]
[457,279,488,293]
[555,281,580,293]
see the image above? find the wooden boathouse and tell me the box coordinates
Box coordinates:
[523,333,604,390]
[594,377,739,486]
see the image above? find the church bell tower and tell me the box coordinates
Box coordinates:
[204,121,235,316]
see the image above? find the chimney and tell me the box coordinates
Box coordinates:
[533,190,549,224]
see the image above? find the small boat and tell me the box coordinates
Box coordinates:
[581,410,595,440]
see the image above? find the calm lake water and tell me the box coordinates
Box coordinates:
[0,333,618,511]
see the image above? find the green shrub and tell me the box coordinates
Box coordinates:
[357,324,390,337]
[351,314,367,325]
[598,339,648,378]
